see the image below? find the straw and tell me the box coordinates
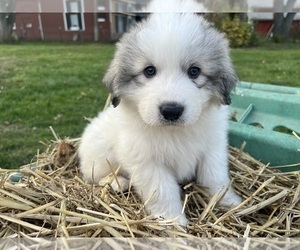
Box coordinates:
[0,138,299,238]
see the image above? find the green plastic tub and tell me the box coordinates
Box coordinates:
[229,82,300,171]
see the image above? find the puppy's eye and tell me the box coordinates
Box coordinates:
[187,66,201,79]
[143,66,156,78]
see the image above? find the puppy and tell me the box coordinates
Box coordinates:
[79,0,241,225]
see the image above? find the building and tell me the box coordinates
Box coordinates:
[248,0,300,37]
[13,0,300,41]
[14,0,146,41]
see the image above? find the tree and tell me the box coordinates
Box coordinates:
[0,0,15,43]
[228,0,248,21]
[204,0,248,21]
[204,0,248,13]
[273,0,297,41]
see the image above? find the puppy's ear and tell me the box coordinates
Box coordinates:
[111,96,121,108]
[219,71,238,105]
[103,58,121,108]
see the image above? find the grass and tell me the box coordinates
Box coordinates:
[0,42,299,168]
[0,43,113,168]
[231,42,300,87]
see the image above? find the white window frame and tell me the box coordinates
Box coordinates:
[97,0,106,11]
[63,0,85,31]
[97,0,107,22]
[97,13,106,23]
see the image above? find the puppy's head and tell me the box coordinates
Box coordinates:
[103,8,238,126]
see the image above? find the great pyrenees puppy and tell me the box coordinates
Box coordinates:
[79,0,241,225]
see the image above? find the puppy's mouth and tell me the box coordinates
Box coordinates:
[159,118,186,126]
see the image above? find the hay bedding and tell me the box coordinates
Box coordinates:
[0,137,299,239]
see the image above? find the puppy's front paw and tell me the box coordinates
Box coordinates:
[220,188,242,207]
[176,214,188,226]
[101,175,130,193]
[156,212,188,227]
[111,175,130,192]
[148,202,188,226]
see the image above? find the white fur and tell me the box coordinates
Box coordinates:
[79,0,241,225]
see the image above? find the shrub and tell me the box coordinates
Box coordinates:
[206,14,252,48]
[1,32,19,44]
[220,17,251,48]
[248,32,262,47]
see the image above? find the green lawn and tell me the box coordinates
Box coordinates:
[232,43,300,87]
[0,42,300,168]
[0,43,113,168]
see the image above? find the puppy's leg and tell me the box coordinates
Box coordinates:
[196,149,242,207]
[101,175,130,193]
[131,163,187,225]
[78,115,119,185]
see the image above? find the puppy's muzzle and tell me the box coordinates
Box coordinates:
[159,102,184,122]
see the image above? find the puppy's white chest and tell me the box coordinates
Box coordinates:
[118,125,202,181]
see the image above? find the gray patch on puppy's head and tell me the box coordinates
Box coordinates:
[102,50,134,107]
[208,65,238,105]
[198,31,238,105]
[103,26,144,107]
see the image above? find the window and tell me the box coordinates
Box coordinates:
[64,0,85,31]
[115,14,127,34]
[115,2,126,12]
[97,13,106,22]
[114,2,134,34]
[97,0,106,11]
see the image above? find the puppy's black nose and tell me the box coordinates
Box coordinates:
[159,103,184,121]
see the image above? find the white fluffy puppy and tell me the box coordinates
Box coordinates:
[79,0,241,225]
